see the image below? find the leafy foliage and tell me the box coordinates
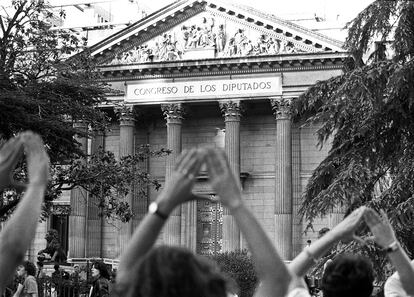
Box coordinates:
[292,0,414,281]
[211,250,258,297]
[47,146,170,222]
[0,1,169,222]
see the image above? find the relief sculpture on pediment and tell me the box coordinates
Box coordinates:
[108,12,305,65]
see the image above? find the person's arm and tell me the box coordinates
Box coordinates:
[205,148,292,297]
[288,206,365,278]
[12,283,23,297]
[116,148,204,285]
[51,250,58,262]
[0,132,49,294]
[364,208,414,296]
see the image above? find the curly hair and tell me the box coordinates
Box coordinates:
[92,261,111,280]
[45,229,59,242]
[22,261,37,276]
[119,246,228,297]
[321,254,374,297]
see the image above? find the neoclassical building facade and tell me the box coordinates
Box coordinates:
[29,0,348,263]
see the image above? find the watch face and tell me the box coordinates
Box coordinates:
[149,202,157,213]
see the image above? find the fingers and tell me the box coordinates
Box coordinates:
[20,131,50,184]
[379,209,390,223]
[185,193,212,202]
[175,148,204,180]
[205,147,227,177]
[353,235,367,246]
[363,208,382,228]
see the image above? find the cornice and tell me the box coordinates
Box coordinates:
[98,52,348,82]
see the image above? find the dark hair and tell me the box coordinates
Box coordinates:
[119,246,227,297]
[22,261,36,276]
[92,261,110,280]
[321,254,374,297]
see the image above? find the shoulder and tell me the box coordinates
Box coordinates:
[384,273,408,297]
[286,288,311,297]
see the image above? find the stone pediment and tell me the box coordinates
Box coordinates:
[89,0,344,66]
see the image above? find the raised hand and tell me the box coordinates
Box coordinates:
[204,148,242,210]
[158,148,204,209]
[20,132,50,187]
[0,136,26,192]
[329,206,366,243]
[364,208,396,248]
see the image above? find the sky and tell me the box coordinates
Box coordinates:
[140,0,376,41]
[45,0,375,42]
[143,0,374,22]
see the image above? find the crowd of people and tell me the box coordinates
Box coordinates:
[0,132,413,297]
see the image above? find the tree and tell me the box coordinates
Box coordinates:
[0,1,168,222]
[292,0,414,282]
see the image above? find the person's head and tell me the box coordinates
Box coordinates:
[17,261,36,277]
[321,254,374,297]
[92,261,110,280]
[74,265,80,273]
[45,229,59,242]
[54,264,60,271]
[121,245,228,297]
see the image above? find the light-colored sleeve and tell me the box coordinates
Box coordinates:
[286,287,312,297]
[24,277,38,294]
[385,273,411,297]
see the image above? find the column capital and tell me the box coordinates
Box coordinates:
[219,100,242,122]
[161,103,185,124]
[116,105,135,126]
[270,97,292,120]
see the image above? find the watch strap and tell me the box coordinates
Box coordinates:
[149,202,169,220]
[384,241,399,253]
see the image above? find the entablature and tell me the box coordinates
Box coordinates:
[98,51,348,82]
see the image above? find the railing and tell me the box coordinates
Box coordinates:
[37,277,90,297]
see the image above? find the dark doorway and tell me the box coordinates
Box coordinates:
[50,214,69,256]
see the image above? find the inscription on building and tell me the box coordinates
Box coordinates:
[126,76,282,103]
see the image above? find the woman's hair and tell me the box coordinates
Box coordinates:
[92,261,111,280]
[321,254,374,297]
[119,246,228,297]
[22,261,36,276]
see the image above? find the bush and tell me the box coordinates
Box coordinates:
[211,249,258,297]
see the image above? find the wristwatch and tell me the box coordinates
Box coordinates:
[384,241,400,253]
[148,202,169,220]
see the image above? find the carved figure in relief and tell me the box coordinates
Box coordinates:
[216,24,226,52]
[224,37,237,56]
[181,25,190,48]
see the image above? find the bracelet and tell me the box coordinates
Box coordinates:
[384,241,400,253]
[303,247,318,264]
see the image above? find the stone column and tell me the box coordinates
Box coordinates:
[69,121,88,258]
[118,106,135,254]
[271,97,293,260]
[219,100,242,251]
[161,103,184,246]
[87,130,104,257]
